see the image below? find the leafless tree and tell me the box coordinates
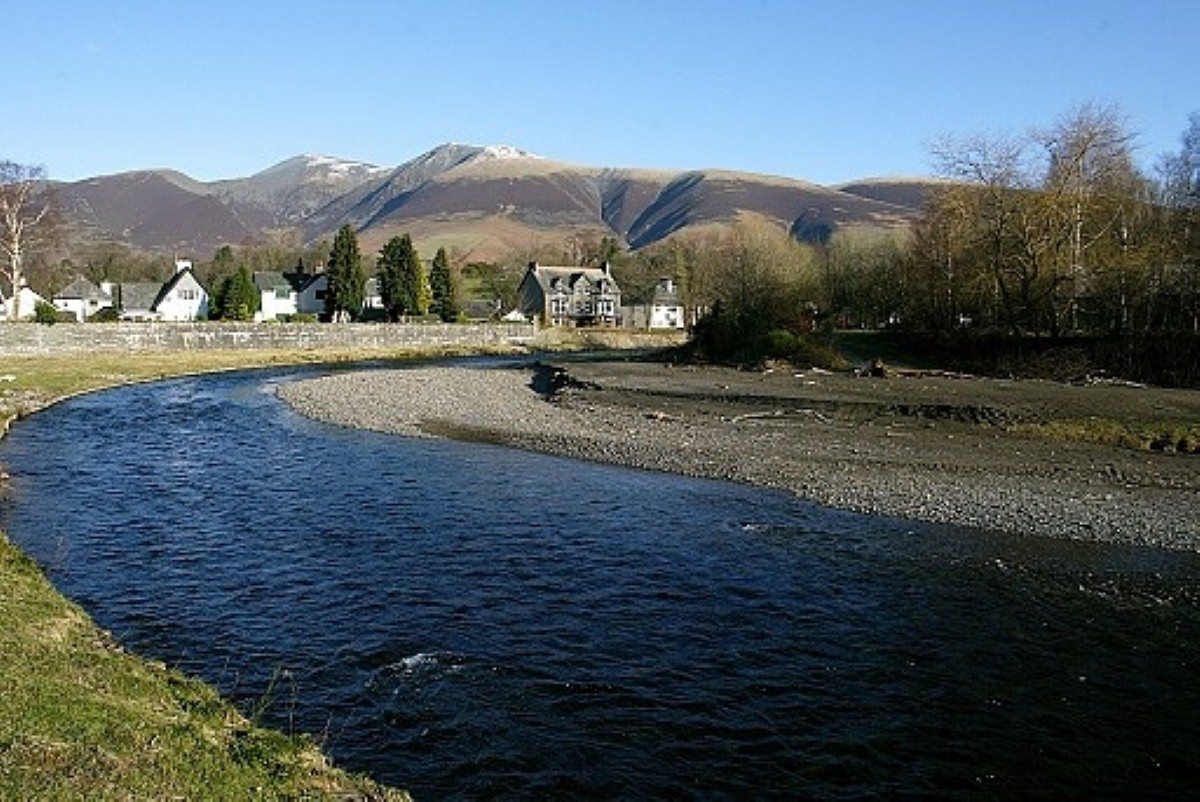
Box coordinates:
[0,161,54,320]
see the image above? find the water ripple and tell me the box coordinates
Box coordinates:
[2,366,1199,798]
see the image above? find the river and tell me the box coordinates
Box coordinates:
[2,365,1198,798]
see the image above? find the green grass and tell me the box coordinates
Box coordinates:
[1018,419,1200,453]
[0,347,447,800]
[0,532,407,800]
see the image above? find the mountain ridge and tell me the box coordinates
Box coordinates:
[53,143,934,260]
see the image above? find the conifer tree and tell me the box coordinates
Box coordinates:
[378,234,429,320]
[219,265,259,321]
[326,224,364,321]
[429,246,460,322]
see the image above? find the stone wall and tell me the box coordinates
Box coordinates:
[0,321,537,356]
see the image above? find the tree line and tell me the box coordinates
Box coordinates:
[3,103,1196,343]
[900,104,1199,337]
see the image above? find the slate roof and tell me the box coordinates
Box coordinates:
[56,276,111,302]
[254,270,328,294]
[652,279,681,305]
[529,263,620,294]
[116,282,165,312]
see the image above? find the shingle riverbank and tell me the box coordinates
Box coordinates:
[277,363,1200,550]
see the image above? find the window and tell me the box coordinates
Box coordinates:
[178,289,196,300]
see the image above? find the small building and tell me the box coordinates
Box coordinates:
[253,269,333,321]
[622,277,685,330]
[256,270,384,321]
[517,261,621,327]
[114,260,209,321]
[0,282,48,321]
[52,277,113,321]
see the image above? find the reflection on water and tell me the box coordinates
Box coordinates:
[2,367,1199,798]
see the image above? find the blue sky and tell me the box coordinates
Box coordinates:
[10,0,1198,184]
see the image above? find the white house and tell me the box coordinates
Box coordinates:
[647,277,685,329]
[259,271,383,321]
[621,277,686,330]
[154,266,208,321]
[52,277,113,321]
[0,283,48,321]
[253,271,303,321]
[114,260,209,321]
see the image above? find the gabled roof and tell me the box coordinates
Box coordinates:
[154,267,204,309]
[652,279,681,305]
[112,268,206,313]
[117,282,164,312]
[55,276,111,302]
[253,271,289,293]
[253,270,319,294]
[527,262,619,293]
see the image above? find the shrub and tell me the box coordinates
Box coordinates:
[33,301,62,325]
[88,307,120,322]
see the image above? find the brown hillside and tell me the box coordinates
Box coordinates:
[51,144,931,260]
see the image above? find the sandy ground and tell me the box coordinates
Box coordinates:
[278,358,1200,551]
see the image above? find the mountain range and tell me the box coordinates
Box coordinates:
[54,143,936,262]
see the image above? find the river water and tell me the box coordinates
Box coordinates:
[2,365,1199,798]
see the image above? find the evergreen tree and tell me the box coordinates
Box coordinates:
[378,234,429,320]
[326,224,364,321]
[428,246,460,322]
[218,265,259,321]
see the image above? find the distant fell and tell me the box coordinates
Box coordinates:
[52,143,936,260]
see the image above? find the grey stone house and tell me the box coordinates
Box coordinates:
[517,262,621,327]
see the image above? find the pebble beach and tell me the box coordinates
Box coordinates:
[278,361,1200,551]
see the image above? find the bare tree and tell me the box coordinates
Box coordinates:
[1034,103,1141,331]
[0,161,54,320]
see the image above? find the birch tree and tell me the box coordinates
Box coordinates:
[0,161,53,321]
[1034,103,1140,332]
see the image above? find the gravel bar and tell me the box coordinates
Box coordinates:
[278,362,1200,551]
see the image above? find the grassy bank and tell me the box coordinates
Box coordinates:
[0,347,458,800]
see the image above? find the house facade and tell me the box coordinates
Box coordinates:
[517,262,621,327]
[112,260,209,321]
[622,277,686,330]
[253,270,330,321]
[255,270,385,321]
[0,283,48,321]
[52,277,113,321]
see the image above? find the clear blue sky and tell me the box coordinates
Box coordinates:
[9,0,1198,184]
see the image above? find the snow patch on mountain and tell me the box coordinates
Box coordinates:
[475,144,542,162]
[300,154,390,178]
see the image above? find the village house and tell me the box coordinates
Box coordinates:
[621,277,686,330]
[52,277,113,321]
[110,259,209,321]
[254,270,384,321]
[253,269,323,321]
[0,282,49,321]
[517,261,621,327]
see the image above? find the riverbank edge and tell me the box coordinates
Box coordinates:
[277,360,1199,551]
